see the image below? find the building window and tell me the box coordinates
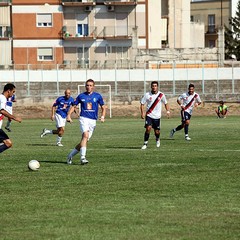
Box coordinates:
[208,40,215,48]
[190,15,194,22]
[37,14,52,27]
[37,48,53,61]
[208,15,215,33]
[77,24,89,36]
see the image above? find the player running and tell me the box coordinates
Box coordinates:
[140,81,170,149]
[170,83,201,141]
[40,89,75,146]
[0,83,22,153]
[66,79,106,165]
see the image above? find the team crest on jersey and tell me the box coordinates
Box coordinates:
[149,97,152,101]
[93,98,97,102]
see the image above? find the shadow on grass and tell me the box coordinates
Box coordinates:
[26,144,58,147]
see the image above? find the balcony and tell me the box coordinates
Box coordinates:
[206,25,218,35]
[103,0,137,5]
[62,0,96,6]
[0,0,11,5]
[62,25,97,40]
[62,25,134,40]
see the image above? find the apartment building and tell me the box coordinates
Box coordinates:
[0,0,11,66]
[191,0,231,48]
[3,0,205,67]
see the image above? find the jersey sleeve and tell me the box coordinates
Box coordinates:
[98,94,105,106]
[161,93,168,104]
[53,97,60,107]
[140,94,147,105]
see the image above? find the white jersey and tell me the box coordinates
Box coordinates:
[0,94,7,128]
[140,91,167,119]
[178,91,201,115]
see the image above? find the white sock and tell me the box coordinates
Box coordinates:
[57,136,62,143]
[68,148,79,158]
[80,147,87,159]
[45,129,52,134]
[6,121,11,128]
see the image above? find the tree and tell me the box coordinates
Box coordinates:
[225,0,240,60]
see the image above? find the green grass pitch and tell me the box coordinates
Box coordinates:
[0,116,240,240]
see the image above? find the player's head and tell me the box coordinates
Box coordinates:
[3,83,16,98]
[188,83,195,95]
[85,79,95,93]
[151,81,158,94]
[64,88,71,99]
[219,100,224,105]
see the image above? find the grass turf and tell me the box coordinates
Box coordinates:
[0,116,239,240]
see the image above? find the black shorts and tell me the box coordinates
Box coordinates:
[0,129,9,143]
[144,116,160,130]
[181,111,191,123]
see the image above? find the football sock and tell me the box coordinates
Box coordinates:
[144,132,150,142]
[68,148,79,158]
[176,125,183,131]
[80,147,87,159]
[155,133,160,141]
[184,125,189,135]
[57,136,62,143]
[6,121,11,128]
[0,143,9,153]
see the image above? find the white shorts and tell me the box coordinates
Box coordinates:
[55,113,66,128]
[79,116,96,138]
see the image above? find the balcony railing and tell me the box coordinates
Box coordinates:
[62,0,96,5]
[206,25,218,34]
[0,0,11,4]
[103,0,137,5]
[62,25,134,40]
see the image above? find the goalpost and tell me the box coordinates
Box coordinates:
[77,84,112,118]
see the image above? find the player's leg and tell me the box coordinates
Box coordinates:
[170,111,185,138]
[0,129,12,153]
[153,119,161,148]
[5,117,12,132]
[141,116,152,149]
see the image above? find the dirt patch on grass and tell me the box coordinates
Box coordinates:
[14,98,240,119]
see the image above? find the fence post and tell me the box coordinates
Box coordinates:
[202,60,205,94]
[172,60,175,95]
[56,64,59,96]
[115,61,117,95]
[232,60,235,94]
[27,64,30,96]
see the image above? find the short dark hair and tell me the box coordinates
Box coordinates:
[219,101,224,104]
[86,79,95,85]
[188,83,195,89]
[151,81,158,86]
[3,83,15,92]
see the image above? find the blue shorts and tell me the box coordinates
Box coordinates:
[0,129,9,143]
[144,116,160,130]
[181,111,191,123]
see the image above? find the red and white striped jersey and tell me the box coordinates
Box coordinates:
[140,91,168,119]
[178,92,201,115]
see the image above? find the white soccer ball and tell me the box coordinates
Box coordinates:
[28,160,40,171]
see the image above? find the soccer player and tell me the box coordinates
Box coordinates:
[66,79,106,165]
[40,88,75,147]
[140,81,170,149]
[5,94,16,132]
[0,83,22,153]
[215,101,228,118]
[170,83,201,141]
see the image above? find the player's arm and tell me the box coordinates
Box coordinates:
[165,103,170,118]
[51,105,56,121]
[140,104,145,119]
[99,105,106,122]
[177,98,185,110]
[66,105,76,123]
[0,109,21,123]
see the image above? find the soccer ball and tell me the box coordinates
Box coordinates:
[28,160,40,171]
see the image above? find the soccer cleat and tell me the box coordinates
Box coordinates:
[5,127,11,132]
[156,140,160,148]
[81,158,89,165]
[67,156,72,165]
[141,144,147,150]
[56,142,63,147]
[185,136,191,141]
[170,129,175,138]
[40,128,47,138]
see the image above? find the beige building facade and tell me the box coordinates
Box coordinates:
[0,0,206,67]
